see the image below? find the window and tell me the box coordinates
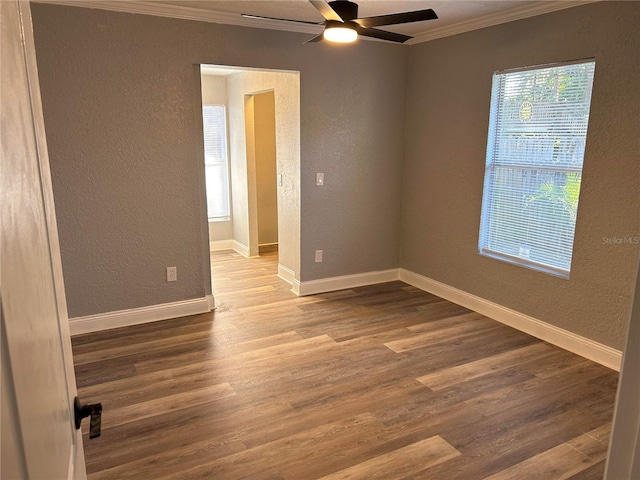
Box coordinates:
[202,105,230,221]
[479,60,596,277]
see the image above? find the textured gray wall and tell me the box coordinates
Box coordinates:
[402,2,640,350]
[31,3,408,316]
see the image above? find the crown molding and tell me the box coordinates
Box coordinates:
[406,0,600,45]
[33,0,323,35]
[34,0,600,45]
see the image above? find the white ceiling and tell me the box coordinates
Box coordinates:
[36,0,598,44]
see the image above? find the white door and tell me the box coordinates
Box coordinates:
[1,1,87,478]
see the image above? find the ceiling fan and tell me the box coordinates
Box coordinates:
[242,0,438,44]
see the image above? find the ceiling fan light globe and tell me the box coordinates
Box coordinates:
[323,26,358,43]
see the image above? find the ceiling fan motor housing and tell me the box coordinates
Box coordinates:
[329,0,359,22]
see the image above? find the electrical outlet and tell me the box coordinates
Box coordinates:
[315,250,323,263]
[166,266,177,282]
[316,173,324,187]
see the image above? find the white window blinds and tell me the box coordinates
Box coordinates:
[202,105,230,221]
[479,60,596,276]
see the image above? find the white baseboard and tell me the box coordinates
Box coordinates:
[278,264,296,286]
[209,240,233,252]
[232,240,250,258]
[206,294,215,310]
[296,269,400,297]
[209,239,256,258]
[291,278,302,296]
[69,297,211,336]
[399,268,622,371]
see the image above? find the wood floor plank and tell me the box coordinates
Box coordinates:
[154,413,386,480]
[73,329,217,365]
[135,330,305,374]
[384,319,504,353]
[484,425,610,480]
[417,342,557,390]
[405,311,490,332]
[83,397,295,472]
[71,311,213,347]
[75,369,173,403]
[134,334,337,376]
[317,436,461,480]
[90,436,248,480]
[71,315,216,355]
[565,460,606,479]
[101,382,236,430]
[73,250,618,480]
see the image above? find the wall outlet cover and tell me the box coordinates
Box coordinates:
[167,266,177,282]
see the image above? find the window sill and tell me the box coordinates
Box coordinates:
[479,249,570,279]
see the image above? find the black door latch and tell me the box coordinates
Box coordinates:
[74,397,102,439]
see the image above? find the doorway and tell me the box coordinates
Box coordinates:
[199,65,301,295]
[245,91,278,255]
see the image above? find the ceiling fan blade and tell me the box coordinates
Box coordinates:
[304,33,325,44]
[241,13,323,25]
[353,9,437,28]
[356,26,412,44]
[309,0,343,22]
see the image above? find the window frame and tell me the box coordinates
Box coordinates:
[202,104,231,222]
[478,59,596,278]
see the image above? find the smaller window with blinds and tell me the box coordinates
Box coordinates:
[202,105,230,222]
[479,60,596,277]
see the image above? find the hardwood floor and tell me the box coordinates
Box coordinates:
[72,250,618,479]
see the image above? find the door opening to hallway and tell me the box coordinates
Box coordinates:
[246,90,278,257]
[199,64,300,299]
